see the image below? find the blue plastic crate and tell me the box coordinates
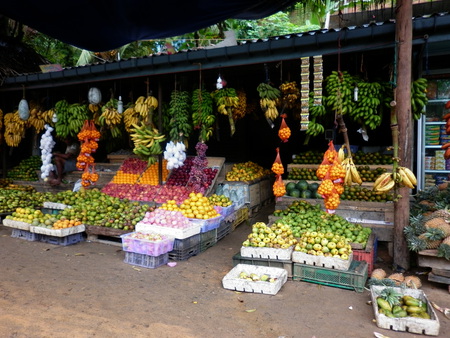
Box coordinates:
[200,228,217,252]
[39,232,84,246]
[169,244,200,261]
[11,228,41,241]
[172,234,201,251]
[217,221,231,242]
[124,252,168,269]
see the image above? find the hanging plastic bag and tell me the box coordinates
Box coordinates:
[271,147,284,176]
[278,114,291,142]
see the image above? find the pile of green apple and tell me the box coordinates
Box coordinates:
[242,222,297,249]
[0,189,50,213]
[5,207,57,228]
[294,231,352,260]
[238,271,277,283]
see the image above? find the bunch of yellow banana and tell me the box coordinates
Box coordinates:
[27,107,46,133]
[123,105,140,132]
[130,122,166,165]
[54,100,90,138]
[341,156,363,186]
[40,108,55,124]
[212,88,239,136]
[257,83,281,121]
[88,103,100,114]
[98,99,122,127]
[373,172,395,192]
[233,90,247,120]
[397,166,417,189]
[134,95,158,119]
[4,111,26,147]
[260,97,279,120]
[280,81,300,109]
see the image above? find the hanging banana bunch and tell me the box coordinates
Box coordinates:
[280,81,300,109]
[168,90,192,144]
[191,89,215,142]
[351,81,383,130]
[123,104,140,132]
[324,71,355,115]
[4,111,26,147]
[98,98,122,138]
[130,122,166,166]
[54,100,90,139]
[233,90,247,120]
[257,82,281,120]
[411,78,428,120]
[212,87,239,136]
[134,95,158,123]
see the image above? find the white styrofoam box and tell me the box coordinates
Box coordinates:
[43,202,72,209]
[222,264,288,295]
[370,285,440,336]
[30,224,86,237]
[291,251,353,271]
[2,218,31,231]
[240,245,293,260]
[135,222,201,240]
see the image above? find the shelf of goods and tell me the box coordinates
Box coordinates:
[417,98,450,190]
[274,196,394,243]
[417,249,450,292]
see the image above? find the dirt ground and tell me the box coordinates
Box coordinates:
[1,203,449,338]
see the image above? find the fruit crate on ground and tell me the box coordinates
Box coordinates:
[124,251,169,269]
[169,234,201,261]
[291,252,353,271]
[222,264,288,295]
[231,207,249,231]
[30,224,85,237]
[292,260,368,292]
[232,252,293,278]
[217,221,232,242]
[11,228,41,241]
[241,245,293,260]
[39,232,85,246]
[200,228,217,252]
[370,285,440,336]
[417,249,450,291]
[352,233,378,275]
[120,232,175,256]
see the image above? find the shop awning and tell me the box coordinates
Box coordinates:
[0,0,297,52]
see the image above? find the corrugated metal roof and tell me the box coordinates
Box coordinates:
[1,12,449,92]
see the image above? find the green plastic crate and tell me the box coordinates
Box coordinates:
[292,260,368,292]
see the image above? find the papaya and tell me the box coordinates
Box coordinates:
[377,297,392,312]
[394,310,408,318]
[392,305,403,315]
[406,305,425,314]
[404,297,422,307]
[419,312,431,319]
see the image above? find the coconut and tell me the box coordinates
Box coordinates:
[404,275,422,289]
[370,268,387,280]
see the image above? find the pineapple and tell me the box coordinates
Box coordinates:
[387,273,404,286]
[371,268,387,280]
[379,287,403,308]
[418,228,445,249]
[404,275,422,289]
[406,235,427,252]
[424,217,450,237]
[437,236,450,260]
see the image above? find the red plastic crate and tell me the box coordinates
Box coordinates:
[352,234,377,275]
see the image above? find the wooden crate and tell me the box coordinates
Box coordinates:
[259,176,274,205]
[275,196,394,242]
[418,249,450,292]
[85,225,132,247]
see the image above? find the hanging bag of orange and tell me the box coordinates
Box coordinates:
[278,114,291,142]
[271,147,284,176]
[273,174,286,198]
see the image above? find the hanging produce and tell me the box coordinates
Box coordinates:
[279,81,300,109]
[351,81,383,130]
[186,142,210,194]
[338,146,363,186]
[257,83,280,121]
[411,78,429,120]
[98,97,122,138]
[213,87,239,136]
[27,102,54,134]
[163,141,186,170]
[233,90,247,120]
[130,122,166,166]
[123,103,139,132]
[18,98,30,121]
[324,71,356,115]
[76,120,100,188]
[4,111,26,147]
[54,100,90,139]
[271,148,284,176]
[299,56,310,129]
[312,55,324,105]
[134,95,158,122]
[191,89,215,142]
[272,175,286,198]
[168,90,192,144]
[278,114,291,142]
[88,87,102,105]
[39,124,56,180]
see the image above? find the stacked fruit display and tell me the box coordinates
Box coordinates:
[242,222,297,249]
[140,208,191,229]
[0,189,50,213]
[208,194,232,207]
[225,161,271,181]
[294,231,352,260]
[375,288,431,319]
[285,180,320,199]
[287,167,319,181]
[101,183,161,202]
[6,156,42,181]
[178,192,220,220]
[292,151,393,165]
[340,185,393,202]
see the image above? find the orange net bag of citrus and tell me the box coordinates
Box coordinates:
[278,114,291,142]
[271,147,284,175]
[273,175,286,197]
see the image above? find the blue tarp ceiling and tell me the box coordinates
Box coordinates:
[0,0,298,52]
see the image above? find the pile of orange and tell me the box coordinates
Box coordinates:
[52,217,83,229]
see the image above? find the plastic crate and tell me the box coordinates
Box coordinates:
[292,260,368,292]
[241,245,293,260]
[217,221,232,242]
[232,207,249,231]
[124,252,168,269]
[39,232,85,246]
[120,232,175,256]
[41,208,62,215]
[352,235,378,275]
[172,234,201,251]
[200,228,217,252]
[214,204,235,218]
[189,215,223,233]
[11,228,41,241]
[169,244,200,261]
[232,252,293,278]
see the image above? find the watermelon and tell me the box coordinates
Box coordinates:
[290,189,301,198]
[296,180,308,191]
[309,182,319,192]
[301,190,312,199]
[286,182,296,192]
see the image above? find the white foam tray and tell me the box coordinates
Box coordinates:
[43,202,72,210]
[135,222,201,239]
[240,246,293,260]
[292,251,353,271]
[2,218,31,231]
[222,264,288,295]
[30,224,86,237]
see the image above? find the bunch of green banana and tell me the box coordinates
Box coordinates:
[309,92,327,118]
[341,155,363,186]
[4,111,26,147]
[168,90,192,143]
[305,118,324,136]
[212,87,239,136]
[257,83,280,120]
[279,81,300,109]
[55,100,90,138]
[123,104,140,132]
[351,81,383,130]
[324,71,355,115]
[191,89,215,142]
[411,78,428,120]
[130,122,166,165]
[134,95,158,120]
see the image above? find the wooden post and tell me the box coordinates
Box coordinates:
[394,0,413,270]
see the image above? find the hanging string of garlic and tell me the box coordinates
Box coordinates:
[164,141,186,170]
[40,124,56,180]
